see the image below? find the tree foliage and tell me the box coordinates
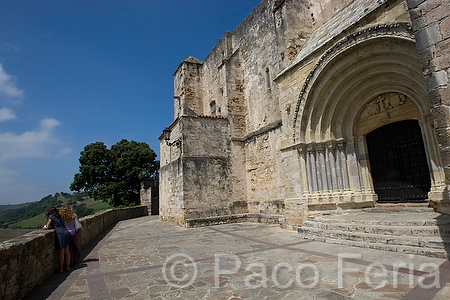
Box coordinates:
[70,139,158,207]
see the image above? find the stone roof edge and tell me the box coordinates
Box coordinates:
[196,115,228,120]
[173,55,203,75]
[158,117,179,140]
[232,119,282,142]
[275,0,388,80]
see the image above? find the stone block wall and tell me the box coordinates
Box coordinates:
[0,206,148,300]
[245,125,286,215]
[407,0,450,212]
[230,0,282,134]
[181,116,230,157]
[159,115,250,224]
[159,155,184,225]
[140,179,159,215]
[408,0,450,182]
[182,156,235,219]
[173,57,203,118]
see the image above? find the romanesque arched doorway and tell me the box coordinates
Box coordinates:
[287,24,446,210]
[366,120,431,203]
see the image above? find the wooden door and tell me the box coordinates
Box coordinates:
[366,120,431,203]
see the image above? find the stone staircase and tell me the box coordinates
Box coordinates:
[297,207,450,258]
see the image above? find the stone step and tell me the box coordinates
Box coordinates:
[363,206,435,213]
[302,220,450,237]
[310,215,450,227]
[297,226,450,250]
[298,234,448,259]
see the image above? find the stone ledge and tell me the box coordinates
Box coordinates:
[185,213,286,228]
[298,235,448,259]
[308,201,375,212]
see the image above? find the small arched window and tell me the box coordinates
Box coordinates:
[210,101,216,116]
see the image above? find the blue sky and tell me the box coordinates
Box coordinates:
[0,0,259,205]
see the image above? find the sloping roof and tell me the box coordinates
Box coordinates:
[182,56,202,64]
[196,114,227,120]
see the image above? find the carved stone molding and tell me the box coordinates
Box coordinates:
[306,143,316,152]
[336,138,347,150]
[364,92,406,123]
[292,23,414,142]
[327,140,336,151]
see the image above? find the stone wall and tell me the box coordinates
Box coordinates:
[0,206,148,300]
[173,56,203,119]
[140,179,159,215]
[160,0,450,227]
[245,124,285,214]
[407,0,450,213]
[159,115,249,224]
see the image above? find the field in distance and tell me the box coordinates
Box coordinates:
[0,192,112,242]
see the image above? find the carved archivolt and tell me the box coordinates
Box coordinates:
[292,23,415,142]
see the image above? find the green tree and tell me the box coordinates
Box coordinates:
[70,139,158,207]
[72,203,95,218]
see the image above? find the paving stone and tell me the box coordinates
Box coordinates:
[24,215,450,300]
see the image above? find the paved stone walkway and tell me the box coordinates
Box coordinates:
[25,215,450,299]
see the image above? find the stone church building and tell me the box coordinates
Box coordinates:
[159,0,450,228]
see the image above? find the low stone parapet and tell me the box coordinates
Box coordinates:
[0,205,148,300]
[185,213,286,227]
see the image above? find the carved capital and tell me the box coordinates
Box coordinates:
[336,138,346,150]
[296,143,307,154]
[326,140,336,151]
[316,142,326,153]
[306,143,316,153]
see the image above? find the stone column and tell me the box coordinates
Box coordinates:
[317,143,328,191]
[297,144,308,194]
[419,114,447,200]
[347,137,362,190]
[327,140,338,191]
[336,138,349,190]
[307,143,318,192]
[419,114,445,181]
[355,135,374,193]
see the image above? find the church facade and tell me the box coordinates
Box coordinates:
[159,0,450,227]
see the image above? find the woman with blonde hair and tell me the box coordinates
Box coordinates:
[60,205,81,265]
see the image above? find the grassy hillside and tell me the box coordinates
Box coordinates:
[0,228,35,242]
[0,192,113,230]
[0,203,29,212]
[11,213,47,229]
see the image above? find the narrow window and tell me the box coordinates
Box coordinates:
[210,101,216,116]
[266,67,271,89]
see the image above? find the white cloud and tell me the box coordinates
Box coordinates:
[56,147,73,157]
[0,64,24,99]
[0,107,17,122]
[0,118,64,161]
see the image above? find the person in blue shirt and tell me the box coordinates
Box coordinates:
[43,207,71,273]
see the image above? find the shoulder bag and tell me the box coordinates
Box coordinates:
[74,217,83,232]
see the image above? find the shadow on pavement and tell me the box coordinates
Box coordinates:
[23,222,117,300]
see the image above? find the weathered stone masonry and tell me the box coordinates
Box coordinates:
[160,0,450,228]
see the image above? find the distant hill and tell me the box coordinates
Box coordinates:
[0,202,30,212]
[0,192,112,229]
